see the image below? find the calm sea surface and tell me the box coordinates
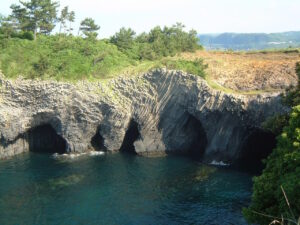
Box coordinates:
[0,152,253,225]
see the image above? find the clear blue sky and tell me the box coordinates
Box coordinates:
[1,0,300,38]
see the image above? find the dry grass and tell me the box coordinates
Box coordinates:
[178,50,300,93]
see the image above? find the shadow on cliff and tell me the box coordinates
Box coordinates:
[234,128,276,172]
[91,126,106,151]
[160,112,208,158]
[119,119,140,154]
[26,124,67,154]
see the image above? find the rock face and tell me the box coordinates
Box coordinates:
[0,69,287,163]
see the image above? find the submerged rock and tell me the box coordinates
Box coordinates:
[193,165,217,182]
[0,69,288,163]
[48,174,85,189]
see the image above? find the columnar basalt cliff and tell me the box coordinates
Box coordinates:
[0,70,286,163]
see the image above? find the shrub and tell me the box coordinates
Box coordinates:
[0,24,203,81]
[158,58,208,78]
[243,105,300,225]
[0,35,133,80]
[110,23,201,60]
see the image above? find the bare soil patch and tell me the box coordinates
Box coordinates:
[180,51,300,91]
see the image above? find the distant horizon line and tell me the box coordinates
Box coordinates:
[198,30,300,35]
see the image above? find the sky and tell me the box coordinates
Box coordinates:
[1,0,300,38]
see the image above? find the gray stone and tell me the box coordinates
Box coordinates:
[0,69,287,163]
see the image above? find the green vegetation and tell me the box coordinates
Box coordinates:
[158,58,207,78]
[0,1,202,81]
[0,36,134,80]
[110,23,201,60]
[0,3,300,224]
[243,106,300,225]
[9,0,59,40]
[79,18,100,39]
[58,6,75,35]
[0,32,202,80]
[243,63,300,225]
[110,23,202,61]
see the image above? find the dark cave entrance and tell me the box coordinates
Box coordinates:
[182,114,208,158]
[237,128,276,171]
[91,127,106,151]
[27,124,67,154]
[120,120,141,154]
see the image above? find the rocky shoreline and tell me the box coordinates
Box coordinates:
[0,69,287,163]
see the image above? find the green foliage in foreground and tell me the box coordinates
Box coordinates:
[262,114,290,136]
[243,105,300,225]
[244,62,300,225]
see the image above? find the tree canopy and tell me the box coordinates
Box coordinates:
[0,1,202,81]
[110,27,136,50]
[9,0,59,40]
[58,6,75,34]
[79,18,100,39]
[109,23,201,60]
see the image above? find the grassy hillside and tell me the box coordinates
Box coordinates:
[0,35,298,97]
[0,36,133,80]
[0,24,204,81]
[0,36,136,80]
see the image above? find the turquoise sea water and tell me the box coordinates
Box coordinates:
[0,152,253,225]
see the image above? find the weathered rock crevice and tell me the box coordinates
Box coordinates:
[0,69,288,163]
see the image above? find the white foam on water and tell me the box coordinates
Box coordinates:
[52,151,105,160]
[89,151,105,156]
[210,160,230,166]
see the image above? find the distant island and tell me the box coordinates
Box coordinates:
[198,31,300,50]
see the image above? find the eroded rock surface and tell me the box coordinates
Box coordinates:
[0,69,288,163]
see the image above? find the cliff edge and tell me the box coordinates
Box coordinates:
[0,69,287,163]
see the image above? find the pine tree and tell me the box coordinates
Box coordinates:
[67,10,75,34]
[10,4,29,31]
[79,18,100,39]
[58,6,75,35]
[58,6,68,34]
[11,0,59,40]
[110,27,136,50]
